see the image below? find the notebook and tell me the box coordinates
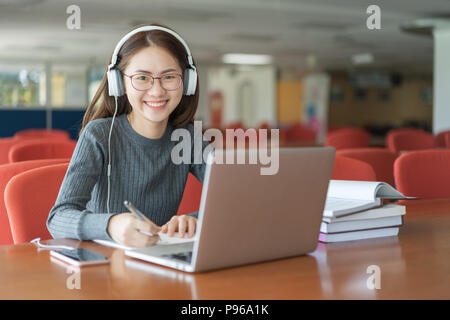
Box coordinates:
[94,232,194,250]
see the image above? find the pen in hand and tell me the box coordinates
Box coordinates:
[123,200,156,237]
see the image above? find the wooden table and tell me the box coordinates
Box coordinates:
[1,200,449,300]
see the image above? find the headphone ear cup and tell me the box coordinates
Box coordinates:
[183,68,197,96]
[107,69,124,97]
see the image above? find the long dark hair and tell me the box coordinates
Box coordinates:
[80,23,199,136]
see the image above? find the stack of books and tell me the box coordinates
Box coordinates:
[319,180,413,243]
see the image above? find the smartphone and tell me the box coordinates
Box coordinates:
[50,248,109,267]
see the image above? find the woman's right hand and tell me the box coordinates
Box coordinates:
[107,213,161,247]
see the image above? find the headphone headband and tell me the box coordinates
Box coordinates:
[108,25,194,71]
[107,25,197,97]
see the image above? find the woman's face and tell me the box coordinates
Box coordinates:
[123,45,183,128]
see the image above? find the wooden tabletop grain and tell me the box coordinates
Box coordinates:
[1,199,449,300]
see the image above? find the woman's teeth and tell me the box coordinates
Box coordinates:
[146,102,166,107]
[145,101,167,107]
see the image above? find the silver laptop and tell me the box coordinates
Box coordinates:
[125,147,335,272]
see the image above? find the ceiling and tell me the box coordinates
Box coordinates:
[0,0,449,74]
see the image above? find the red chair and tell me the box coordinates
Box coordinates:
[434,130,450,148]
[445,132,450,148]
[325,128,371,150]
[332,156,377,181]
[337,148,397,185]
[0,138,18,165]
[286,123,316,142]
[327,126,359,134]
[8,140,77,163]
[4,163,69,244]
[0,159,69,245]
[386,128,435,154]
[394,149,450,199]
[259,122,271,130]
[14,129,70,141]
[177,173,203,216]
[386,128,418,152]
[1,136,73,165]
[226,122,245,130]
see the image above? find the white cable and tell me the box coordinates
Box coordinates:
[107,96,119,214]
[30,238,75,250]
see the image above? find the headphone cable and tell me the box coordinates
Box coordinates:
[107,96,118,214]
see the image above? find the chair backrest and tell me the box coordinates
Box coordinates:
[332,156,377,181]
[337,148,397,185]
[0,138,18,165]
[386,128,435,154]
[325,128,371,150]
[14,129,70,141]
[259,122,270,130]
[286,123,316,142]
[177,173,203,215]
[327,126,357,134]
[445,132,450,148]
[1,137,73,165]
[394,149,450,199]
[4,163,69,244]
[8,140,77,163]
[226,122,245,130]
[0,159,69,245]
[386,128,419,152]
[434,130,450,148]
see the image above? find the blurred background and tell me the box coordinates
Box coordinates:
[0,0,449,145]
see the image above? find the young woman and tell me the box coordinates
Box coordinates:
[47,23,208,248]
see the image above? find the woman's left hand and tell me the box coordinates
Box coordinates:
[161,215,197,238]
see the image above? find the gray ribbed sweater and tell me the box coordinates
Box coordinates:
[47,114,207,241]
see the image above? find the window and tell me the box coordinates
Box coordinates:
[0,63,46,107]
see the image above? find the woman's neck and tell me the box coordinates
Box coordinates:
[126,113,168,139]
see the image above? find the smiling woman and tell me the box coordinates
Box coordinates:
[81,23,199,134]
[46,23,208,248]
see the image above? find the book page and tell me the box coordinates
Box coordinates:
[327,180,382,201]
[323,198,381,218]
[376,184,412,199]
[327,180,411,201]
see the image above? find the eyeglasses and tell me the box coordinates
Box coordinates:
[123,72,183,91]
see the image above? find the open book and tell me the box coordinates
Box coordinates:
[323,180,414,218]
[93,232,195,251]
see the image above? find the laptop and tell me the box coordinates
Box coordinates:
[125,147,335,272]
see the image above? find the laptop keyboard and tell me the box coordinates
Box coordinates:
[162,251,193,263]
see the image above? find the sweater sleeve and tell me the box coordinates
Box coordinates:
[46,121,117,241]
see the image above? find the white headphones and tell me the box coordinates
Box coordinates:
[106,25,197,97]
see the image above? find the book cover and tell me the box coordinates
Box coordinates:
[318,226,400,243]
[320,215,403,233]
